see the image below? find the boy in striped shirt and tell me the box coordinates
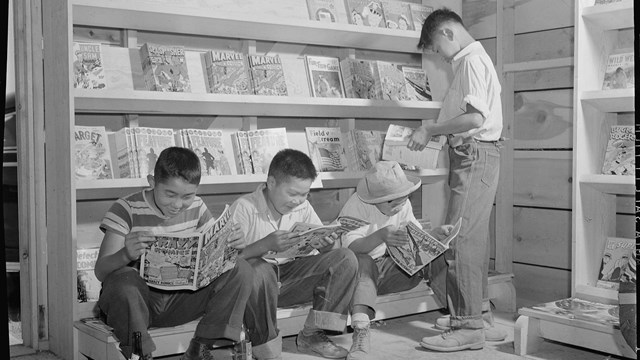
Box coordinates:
[95,147,260,359]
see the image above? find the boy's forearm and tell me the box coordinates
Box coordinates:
[348,233,383,254]
[425,112,483,136]
[95,248,133,282]
[238,239,269,259]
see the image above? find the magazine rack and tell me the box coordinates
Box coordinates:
[515,0,635,358]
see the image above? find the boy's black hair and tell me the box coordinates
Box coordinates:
[154,146,201,185]
[417,8,465,50]
[267,148,317,183]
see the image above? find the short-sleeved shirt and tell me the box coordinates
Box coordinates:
[230,183,323,264]
[438,41,503,145]
[100,190,213,237]
[338,193,420,260]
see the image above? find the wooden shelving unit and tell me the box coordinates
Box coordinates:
[515,1,636,358]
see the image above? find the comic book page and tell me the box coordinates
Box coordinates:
[74,125,114,181]
[381,124,444,169]
[139,43,191,92]
[305,127,350,172]
[73,42,106,90]
[388,217,462,276]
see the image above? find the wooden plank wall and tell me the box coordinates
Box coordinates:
[464,0,635,308]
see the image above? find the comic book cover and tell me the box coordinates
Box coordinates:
[74,125,113,181]
[77,248,101,302]
[139,43,191,92]
[345,0,387,28]
[185,129,233,176]
[73,42,107,90]
[408,3,434,31]
[596,237,635,290]
[246,128,289,174]
[376,61,410,101]
[305,127,350,172]
[204,51,252,95]
[402,66,432,101]
[109,127,138,178]
[248,55,288,96]
[601,125,634,175]
[526,297,619,327]
[306,56,346,98]
[340,58,383,99]
[232,131,254,175]
[132,127,176,177]
[349,129,385,171]
[306,0,340,22]
[381,124,445,169]
[139,205,238,291]
[380,0,413,30]
[602,52,634,90]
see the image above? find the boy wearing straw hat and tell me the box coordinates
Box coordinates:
[338,160,452,360]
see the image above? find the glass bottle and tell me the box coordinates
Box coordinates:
[131,331,144,360]
[233,325,252,360]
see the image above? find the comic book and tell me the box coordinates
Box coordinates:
[139,205,238,291]
[232,131,254,175]
[526,297,619,327]
[388,217,462,276]
[246,128,289,174]
[74,125,114,181]
[376,61,410,101]
[139,43,191,92]
[602,52,634,90]
[306,56,346,98]
[402,66,432,101]
[132,127,176,177]
[305,127,350,172]
[596,237,635,290]
[381,123,445,169]
[306,0,340,22]
[345,0,387,28]
[77,247,101,303]
[203,51,252,95]
[340,58,383,99]
[408,3,434,31]
[73,42,107,90]
[349,129,385,171]
[248,55,288,96]
[380,0,413,30]
[183,129,233,176]
[109,127,137,178]
[601,125,634,175]
[264,216,370,259]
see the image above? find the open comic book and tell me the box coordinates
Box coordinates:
[139,205,237,291]
[388,217,462,276]
[264,216,370,259]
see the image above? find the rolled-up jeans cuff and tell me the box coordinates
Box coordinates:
[450,315,484,330]
[304,309,347,332]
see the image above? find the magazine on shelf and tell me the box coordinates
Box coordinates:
[594,0,624,4]
[376,61,410,101]
[139,205,238,291]
[80,318,113,334]
[203,51,252,95]
[231,131,253,175]
[402,66,432,101]
[74,125,114,181]
[184,129,233,176]
[139,43,191,92]
[596,237,635,290]
[306,56,346,98]
[77,247,101,303]
[381,124,445,169]
[109,127,137,178]
[602,51,634,90]
[380,0,413,30]
[527,297,620,327]
[345,0,387,28]
[265,216,370,259]
[349,129,385,171]
[248,55,288,96]
[305,127,351,172]
[408,3,434,31]
[73,42,106,90]
[388,217,462,276]
[246,128,289,174]
[306,0,340,22]
[132,127,176,177]
[601,125,634,175]
[340,58,383,99]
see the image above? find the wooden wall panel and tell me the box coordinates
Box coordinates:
[513,207,571,269]
[478,38,497,65]
[462,0,497,39]
[514,27,574,63]
[513,90,573,149]
[513,151,572,209]
[514,67,573,91]
[513,0,574,34]
[514,263,571,309]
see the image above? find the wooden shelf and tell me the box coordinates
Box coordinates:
[75,90,442,119]
[581,88,635,112]
[72,0,423,53]
[574,284,619,305]
[580,174,635,195]
[502,57,573,73]
[76,169,449,200]
[582,1,634,30]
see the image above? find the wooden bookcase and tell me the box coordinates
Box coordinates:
[515,0,636,358]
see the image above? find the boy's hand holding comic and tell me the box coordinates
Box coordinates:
[310,232,339,253]
[264,230,301,253]
[376,225,409,247]
[431,225,453,241]
[124,231,156,261]
[227,223,246,250]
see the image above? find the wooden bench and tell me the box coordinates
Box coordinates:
[75,282,439,360]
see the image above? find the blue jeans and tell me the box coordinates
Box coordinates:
[429,141,501,330]
[98,258,253,358]
[245,248,358,344]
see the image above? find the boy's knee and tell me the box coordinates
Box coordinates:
[246,258,278,288]
[355,253,375,268]
[232,258,254,282]
[328,248,359,272]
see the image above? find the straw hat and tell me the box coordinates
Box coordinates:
[356,161,421,204]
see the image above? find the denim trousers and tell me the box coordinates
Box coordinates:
[244,248,358,345]
[98,258,253,358]
[429,141,501,330]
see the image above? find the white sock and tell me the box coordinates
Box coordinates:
[351,313,370,329]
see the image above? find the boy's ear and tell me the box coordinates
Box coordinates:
[266,175,275,190]
[443,27,454,41]
[147,174,156,189]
